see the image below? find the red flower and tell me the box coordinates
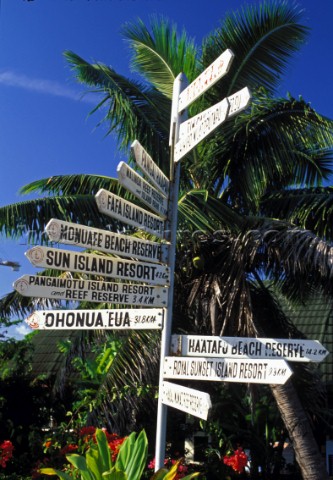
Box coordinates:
[60,444,79,455]
[79,426,96,439]
[108,435,126,462]
[223,447,248,474]
[0,440,14,468]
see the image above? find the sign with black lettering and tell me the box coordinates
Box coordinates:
[161,381,212,420]
[25,308,164,330]
[13,275,169,307]
[95,189,165,238]
[117,162,168,218]
[175,98,229,162]
[170,334,329,363]
[25,246,170,286]
[131,140,169,197]
[178,87,251,142]
[45,219,168,264]
[163,357,293,384]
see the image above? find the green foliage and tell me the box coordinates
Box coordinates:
[41,430,137,480]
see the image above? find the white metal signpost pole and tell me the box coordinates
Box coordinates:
[155,73,188,471]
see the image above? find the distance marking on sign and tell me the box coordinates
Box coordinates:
[25,308,164,330]
[175,98,229,162]
[131,140,169,197]
[25,246,170,286]
[161,381,212,421]
[178,49,234,112]
[117,162,168,218]
[13,275,169,307]
[170,334,329,363]
[95,189,165,238]
[163,357,293,385]
[45,219,168,265]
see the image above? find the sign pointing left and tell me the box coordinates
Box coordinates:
[25,246,170,286]
[25,308,164,330]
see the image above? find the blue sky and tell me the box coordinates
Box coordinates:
[0,0,332,338]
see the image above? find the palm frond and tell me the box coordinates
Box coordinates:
[261,187,333,241]
[20,174,119,196]
[64,51,171,169]
[122,16,198,97]
[194,92,333,212]
[0,195,118,242]
[202,0,309,98]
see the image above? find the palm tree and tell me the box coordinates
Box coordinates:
[1,2,333,477]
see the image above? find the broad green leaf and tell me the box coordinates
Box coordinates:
[103,466,128,480]
[122,430,148,480]
[95,428,112,472]
[39,468,72,479]
[66,453,94,480]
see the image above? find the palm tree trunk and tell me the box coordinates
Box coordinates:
[271,380,329,480]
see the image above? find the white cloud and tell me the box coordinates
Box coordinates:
[15,323,31,337]
[0,70,96,104]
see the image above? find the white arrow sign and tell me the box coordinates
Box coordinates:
[117,162,168,218]
[175,98,229,162]
[131,140,169,197]
[25,308,164,330]
[161,381,212,420]
[179,87,251,141]
[163,357,293,385]
[45,219,168,265]
[178,49,234,112]
[170,335,329,363]
[95,189,165,238]
[25,246,170,286]
[13,275,169,307]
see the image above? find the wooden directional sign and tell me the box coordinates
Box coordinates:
[45,219,168,265]
[170,334,329,363]
[13,275,169,307]
[175,98,229,162]
[25,246,170,286]
[163,357,293,385]
[131,140,169,197]
[178,49,234,112]
[25,308,164,330]
[95,189,165,238]
[179,87,251,141]
[161,381,212,421]
[117,162,168,218]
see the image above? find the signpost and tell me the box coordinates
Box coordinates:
[161,381,212,421]
[25,246,170,286]
[45,219,168,264]
[178,49,234,111]
[13,275,169,307]
[117,162,168,219]
[171,334,329,363]
[163,356,293,385]
[25,308,164,330]
[131,140,169,197]
[95,188,165,238]
[174,98,229,162]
